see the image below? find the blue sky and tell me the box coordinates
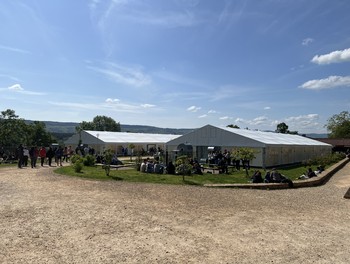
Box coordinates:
[1,0,350,133]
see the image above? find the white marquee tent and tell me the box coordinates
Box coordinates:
[165,125,332,168]
[65,130,181,155]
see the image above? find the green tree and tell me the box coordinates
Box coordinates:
[232,147,257,177]
[0,109,28,147]
[326,111,350,138]
[227,124,240,129]
[276,122,289,133]
[103,149,114,176]
[175,155,192,181]
[76,115,121,132]
[27,121,54,146]
[0,109,55,150]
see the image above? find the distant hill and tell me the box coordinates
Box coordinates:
[26,120,193,135]
[26,120,327,139]
[305,133,328,139]
[120,124,193,135]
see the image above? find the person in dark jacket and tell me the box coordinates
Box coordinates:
[17,144,24,168]
[46,146,54,166]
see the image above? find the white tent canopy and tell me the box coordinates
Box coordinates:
[166,125,332,168]
[65,130,181,155]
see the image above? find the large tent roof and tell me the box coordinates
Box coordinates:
[166,125,332,147]
[84,130,181,144]
[221,126,330,146]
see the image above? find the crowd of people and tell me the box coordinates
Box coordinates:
[15,144,75,169]
[251,168,294,187]
[297,166,325,180]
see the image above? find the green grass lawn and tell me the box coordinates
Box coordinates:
[54,164,325,186]
[0,163,17,168]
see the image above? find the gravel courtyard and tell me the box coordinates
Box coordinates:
[1,163,350,264]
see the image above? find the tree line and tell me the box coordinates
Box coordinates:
[1,108,350,153]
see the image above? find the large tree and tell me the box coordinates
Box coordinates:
[326,111,350,138]
[76,115,121,132]
[227,124,240,129]
[27,121,54,147]
[275,122,289,133]
[0,109,53,148]
[0,109,27,147]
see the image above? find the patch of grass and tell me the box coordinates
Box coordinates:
[54,165,252,185]
[0,163,17,168]
[53,162,337,186]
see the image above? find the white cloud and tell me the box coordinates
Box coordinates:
[105,98,120,103]
[8,84,24,91]
[302,38,314,46]
[264,106,271,110]
[208,110,218,114]
[0,45,31,54]
[198,114,207,118]
[2,84,45,95]
[141,104,155,108]
[219,116,231,120]
[249,116,268,125]
[284,114,320,130]
[88,62,152,88]
[187,105,201,112]
[50,100,145,114]
[286,114,319,122]
[311,48,350,64]
[300,75,350,90]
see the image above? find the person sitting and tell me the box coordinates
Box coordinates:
[264,171,271,183]
[167,161,175,174]
[270,168,293,187]
[140,159,147,172]
[307,167,317,178]
[251,170,263,183]
[270,169,282,183]
[192,162,203,175]
[146,160,154,173]
[316,165,324,174]
[154,162,164,174]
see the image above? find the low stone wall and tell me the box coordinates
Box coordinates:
[204,158,350,190]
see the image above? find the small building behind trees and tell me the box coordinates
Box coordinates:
[165,125,332,168]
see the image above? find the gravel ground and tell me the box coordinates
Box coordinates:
[1,163,350,264]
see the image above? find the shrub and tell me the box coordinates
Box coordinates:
[73,159,83,173]
[303,152,346,167]
[71,154,82,164]
[175,155,192,179]
[83,154,96,166]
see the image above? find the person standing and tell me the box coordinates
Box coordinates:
[29,146,39,168]
[39,146,47,166]
[46,146,54,166]
[55,146,63,166]
[17,144,24,168]
[23,146,29,167]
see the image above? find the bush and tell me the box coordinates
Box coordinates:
[175,155,192,176]
[303,152,346,167]
[73,160,83,173]
[83,154,96,166]
[71,154,82,164]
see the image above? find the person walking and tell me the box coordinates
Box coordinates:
[55,146,63,166]
[29,146,39,168]
[46,146,54,166]
[39,146,47,166]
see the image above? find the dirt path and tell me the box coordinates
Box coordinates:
[1,163,350,263]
